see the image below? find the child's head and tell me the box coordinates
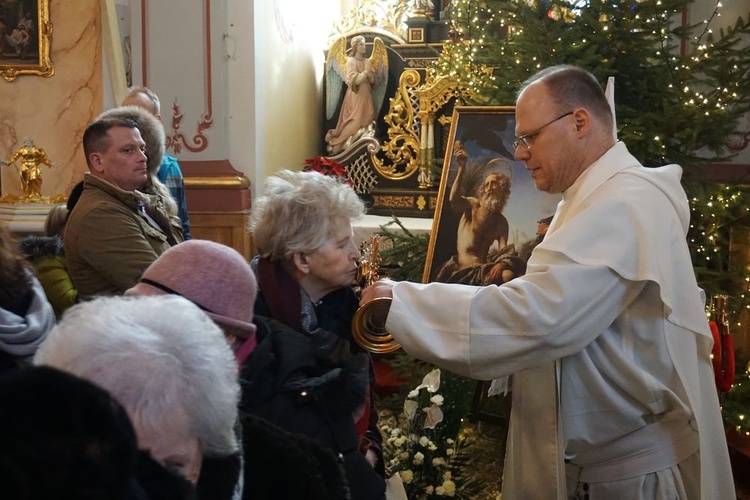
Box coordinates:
[44,205,69,238]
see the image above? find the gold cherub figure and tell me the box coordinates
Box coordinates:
[2,138,58,201]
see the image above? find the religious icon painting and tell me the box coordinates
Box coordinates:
[0,0,53,82]
[423,106,562,286]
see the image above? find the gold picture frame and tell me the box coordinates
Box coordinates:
[1,0,54,82]
[423,106,561,285]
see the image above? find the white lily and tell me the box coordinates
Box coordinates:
[404,399,419,421]
[423,404,444,429]
[415,368,441,393]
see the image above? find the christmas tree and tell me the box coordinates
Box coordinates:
[428,0,750,305]
[435,0,750,168]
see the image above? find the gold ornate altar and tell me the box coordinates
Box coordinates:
[324,0,469,218]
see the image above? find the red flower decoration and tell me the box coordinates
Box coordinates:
[302,156,352,186]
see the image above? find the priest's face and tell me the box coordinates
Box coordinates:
[513,82,582,194]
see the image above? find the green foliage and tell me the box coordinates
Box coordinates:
[722,363,750,434]
[376,216,430,282]
[441,0,750,168]
[685,181,750,315]
[381,356,477,438]
[379,367,485,498]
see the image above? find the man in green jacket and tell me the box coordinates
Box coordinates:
[65,116,183,299]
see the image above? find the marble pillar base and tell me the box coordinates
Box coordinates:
[0,202,59,235]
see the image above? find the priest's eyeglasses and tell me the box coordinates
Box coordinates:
[513,111,573,151]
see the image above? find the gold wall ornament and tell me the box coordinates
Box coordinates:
[1,0,54,82]
[372,194,414,208]
[331,0,410,44]
[367,71,466,188]
[369,69,421,180]
[183,176,251,190]
[413,74,465,188]
[1,138,58,202]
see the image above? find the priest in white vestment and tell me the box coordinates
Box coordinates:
[360,65,735,499]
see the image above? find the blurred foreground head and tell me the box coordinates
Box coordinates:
[34,295,240,483]
[0,365,139,499]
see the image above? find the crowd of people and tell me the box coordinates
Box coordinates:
[0,82,385,498]
[0,66,737,500]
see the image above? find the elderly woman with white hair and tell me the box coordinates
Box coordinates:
[33,295,240,490]
[247,170,386,500]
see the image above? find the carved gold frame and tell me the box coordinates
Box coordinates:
[369,69,466,187]
[1,0,54,82]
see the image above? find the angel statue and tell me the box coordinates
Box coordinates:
[324,35,388,156]
[1,138,58,200]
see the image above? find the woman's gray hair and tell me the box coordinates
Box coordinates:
[34,295,240,457]
[249,170,365,266]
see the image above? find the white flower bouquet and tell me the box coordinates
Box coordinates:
[379,368,482,499]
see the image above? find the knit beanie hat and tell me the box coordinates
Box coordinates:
[125,240,258,340]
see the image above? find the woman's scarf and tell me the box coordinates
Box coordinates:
[0,271,55,359]
[255,257,355,362]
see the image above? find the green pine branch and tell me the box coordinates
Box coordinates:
[375,216,430,282]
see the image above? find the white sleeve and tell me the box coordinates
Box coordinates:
[386,250,645,380]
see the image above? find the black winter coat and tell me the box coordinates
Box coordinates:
[240,315,385,500]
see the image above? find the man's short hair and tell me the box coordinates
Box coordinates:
[125,86,161,116]
[82,116,139,169]
[519,65,614,130]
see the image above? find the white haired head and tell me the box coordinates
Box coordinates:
[34,295,240,464]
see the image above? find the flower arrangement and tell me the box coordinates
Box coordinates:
[302,155,352,186]
[379,368,482,499]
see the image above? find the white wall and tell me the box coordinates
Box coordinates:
[251,0,342,194]
[226,1,257,193]
[108,0,344,198]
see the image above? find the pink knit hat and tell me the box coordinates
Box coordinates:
[125,240,257,340]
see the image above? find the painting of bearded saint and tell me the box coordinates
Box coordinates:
[424,107,561,287]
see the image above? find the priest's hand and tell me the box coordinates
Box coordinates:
[359,278,395,306]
